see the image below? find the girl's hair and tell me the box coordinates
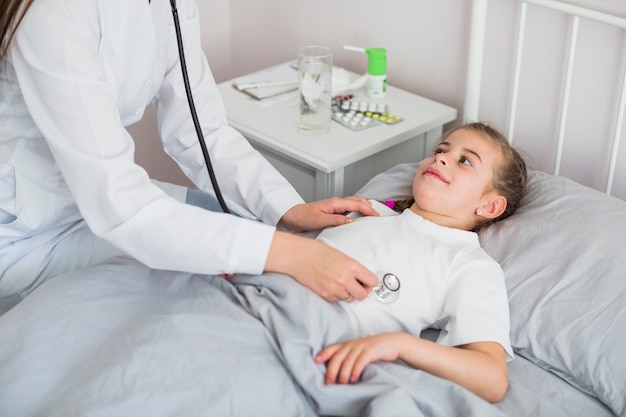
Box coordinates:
[388,122,528,230]
[0,0,34,61]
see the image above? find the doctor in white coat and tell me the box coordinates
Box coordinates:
[0,0,379,310]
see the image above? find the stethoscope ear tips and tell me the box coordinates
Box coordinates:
[373,273,400,303]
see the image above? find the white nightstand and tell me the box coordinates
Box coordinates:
[217,66,457,202]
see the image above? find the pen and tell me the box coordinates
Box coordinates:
[234,80,298,91]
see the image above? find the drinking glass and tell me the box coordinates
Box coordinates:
[297,45,332,136]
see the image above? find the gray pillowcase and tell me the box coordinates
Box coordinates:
[479,171,625,416]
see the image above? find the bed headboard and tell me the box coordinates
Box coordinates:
[464,0,626,199]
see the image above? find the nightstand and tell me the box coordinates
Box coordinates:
[217,65,457,202]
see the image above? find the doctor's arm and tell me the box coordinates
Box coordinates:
[265,230,379,302]
[315,334,508,403]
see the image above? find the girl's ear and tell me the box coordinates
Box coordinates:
[478,195,507,220]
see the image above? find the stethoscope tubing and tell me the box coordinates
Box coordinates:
[169,0,230,214]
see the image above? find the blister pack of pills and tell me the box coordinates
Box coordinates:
[331,95,404,131]
[332,105,379,131]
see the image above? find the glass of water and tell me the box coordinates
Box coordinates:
[297,45,332,136]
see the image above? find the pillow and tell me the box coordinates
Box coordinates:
[356,165,626,416]
[355,162,417,201]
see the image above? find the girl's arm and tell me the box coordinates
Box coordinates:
[315,332,508,403]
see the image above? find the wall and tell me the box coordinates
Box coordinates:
[133,0,626,198]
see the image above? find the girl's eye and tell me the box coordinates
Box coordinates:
[433,147,445,155]
[460,157,472,166]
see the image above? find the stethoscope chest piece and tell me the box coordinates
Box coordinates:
[373,273,400,303]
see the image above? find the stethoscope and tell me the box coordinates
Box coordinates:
[170,1,404,304]
[169,0,230,213]
[373,273,401,303]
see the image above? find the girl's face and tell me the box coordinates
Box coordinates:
[411,128,505,230]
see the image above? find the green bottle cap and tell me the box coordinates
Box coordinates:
[365,48,386,76]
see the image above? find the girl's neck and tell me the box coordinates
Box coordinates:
[409,203,473,231]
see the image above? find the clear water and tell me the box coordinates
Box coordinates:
[298,62,332,136]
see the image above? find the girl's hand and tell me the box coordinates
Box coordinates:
[316,332,509,403]
[314,333,404,384]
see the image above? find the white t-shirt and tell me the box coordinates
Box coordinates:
[316,201,513,360]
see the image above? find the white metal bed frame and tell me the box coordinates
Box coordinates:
[464,0,626,194]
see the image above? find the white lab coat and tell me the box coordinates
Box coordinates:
[0,0,303,297]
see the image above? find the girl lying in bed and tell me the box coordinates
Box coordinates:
[310,122,527,403]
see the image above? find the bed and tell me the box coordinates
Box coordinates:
[1,1,624,416]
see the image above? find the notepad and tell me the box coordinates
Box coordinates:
[231,63,299,100]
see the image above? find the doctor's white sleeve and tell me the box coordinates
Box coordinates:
[9,0,301,275]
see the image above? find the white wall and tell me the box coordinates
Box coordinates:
[133,0,626,198]
[227,0,470,114]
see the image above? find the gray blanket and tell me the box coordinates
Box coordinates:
[0,257,506,417]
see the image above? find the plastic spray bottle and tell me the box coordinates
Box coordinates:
[344,45,387,99]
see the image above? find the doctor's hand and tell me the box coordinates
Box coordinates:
[278,196,378,233]
[265,231,378,302]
